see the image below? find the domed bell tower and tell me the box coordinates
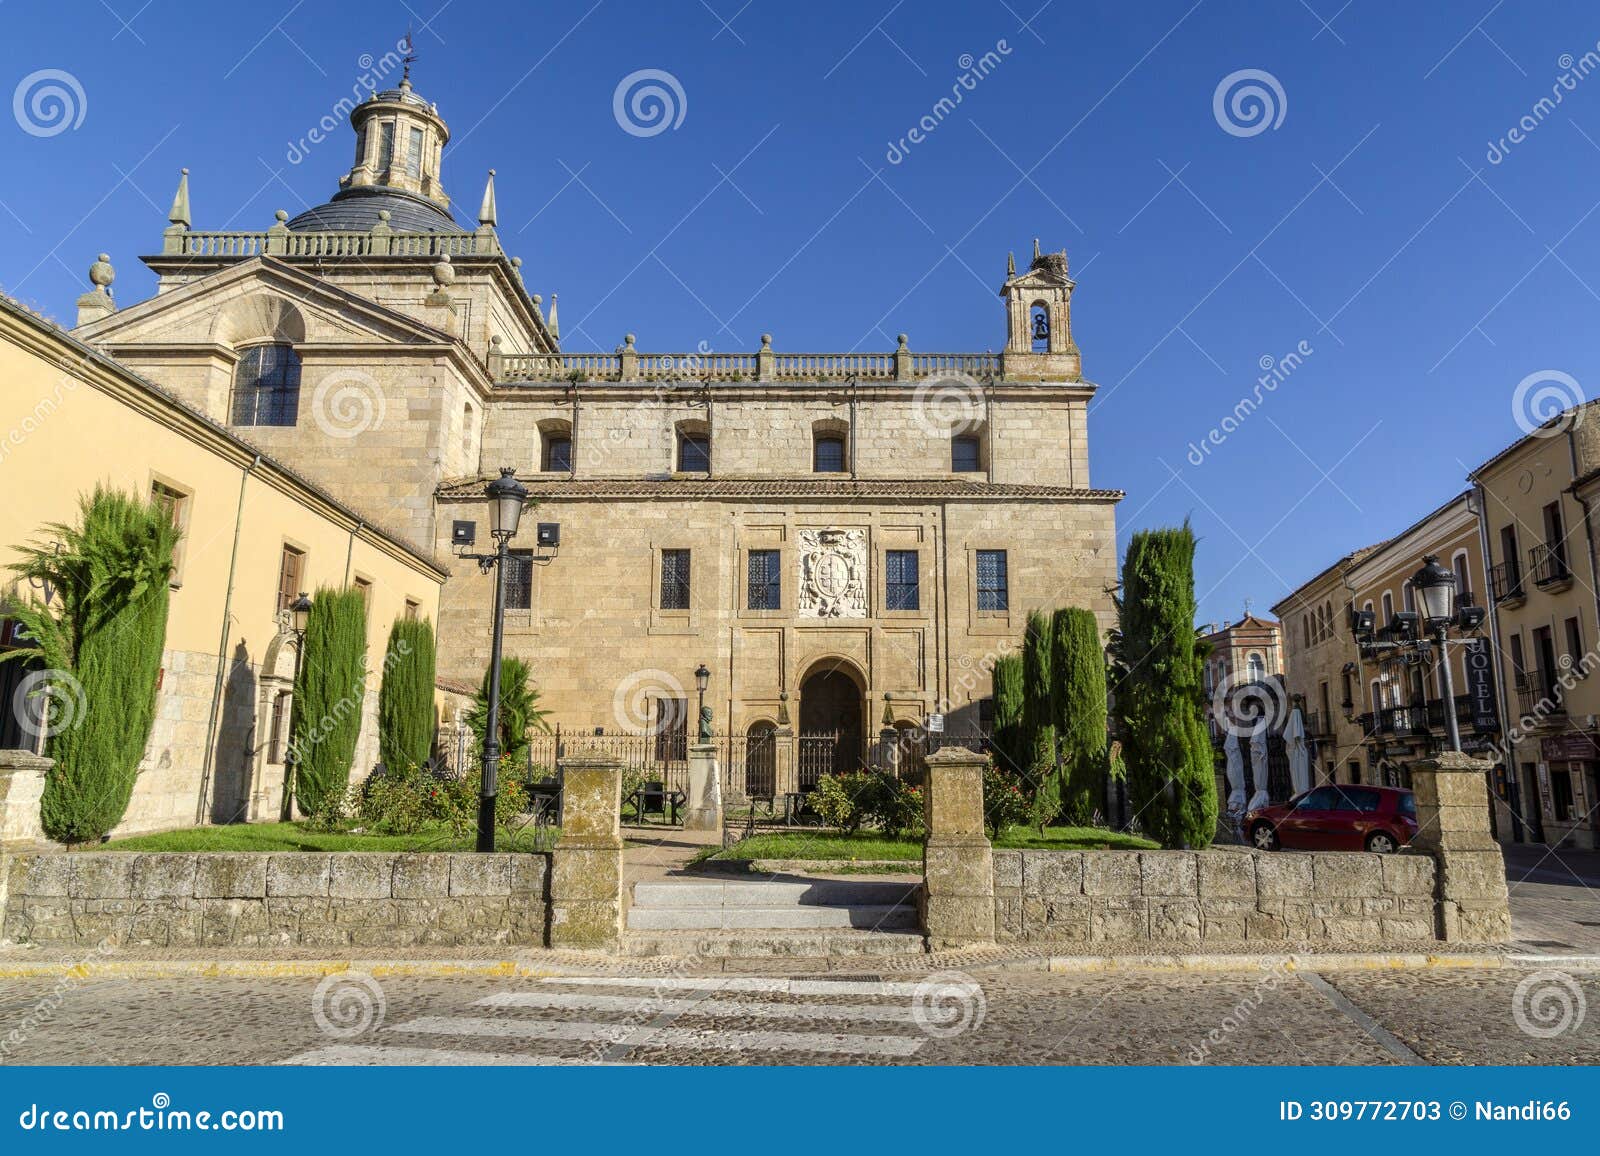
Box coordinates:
[340,64,451,210]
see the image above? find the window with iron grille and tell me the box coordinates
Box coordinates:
[951,435,982,472]
[660,549,691,610]
[231,345,302,427]
[976,549,1008,611]
[504,550,533,610]
[654,697,688,762]
[886,549,919,610]
[747,549,781,610]
[813,435,846,473]
[678,432,711,472]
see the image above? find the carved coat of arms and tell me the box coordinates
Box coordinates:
[798,529,867,618]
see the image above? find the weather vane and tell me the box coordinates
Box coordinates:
[401,27,417,83]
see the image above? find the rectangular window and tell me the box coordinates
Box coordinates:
[406,126,424,177]
[352,576,372,610]
[504,549,533,611]
[886,549,920,610]
[660,549,691,610]
[1566,616,1584,672]
[747,549,780,610]
[403,598,421,621]
[1552,767,1576,821]
[543,436,572,472]
[377,121,395,170]
[678,432,711,473]
[813,436,846,473]
[976,549,1008,612]
[276,545,305,614]
[951,436,982,473]
[150,480,189,585]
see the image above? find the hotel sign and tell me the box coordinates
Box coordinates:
[1540,733,1599,762]
[1464,638,1500,733]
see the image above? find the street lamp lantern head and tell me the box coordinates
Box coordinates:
[1409,553,1456,631]
[290,592,313,634]
[486,466,529,540]
[694,663,710,694]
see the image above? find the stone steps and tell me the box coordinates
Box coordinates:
[624,878,925,955]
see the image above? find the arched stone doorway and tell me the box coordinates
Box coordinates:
[798,659,864,784]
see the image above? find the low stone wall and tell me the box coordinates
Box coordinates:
[993,849,1439,945]
[1,852,550,948]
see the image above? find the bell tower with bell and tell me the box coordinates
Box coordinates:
[1000,239,1081,381]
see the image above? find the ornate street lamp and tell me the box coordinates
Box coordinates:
[473,467,529,852]
[694,662,710,741]
[1410,555,1462,752]
[284,592,313,813]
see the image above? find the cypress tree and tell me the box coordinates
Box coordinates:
[990,652,1026,776]
[378,616,436,773]
[289,586,369,816]
[2,488,179,844]
[1052,607,1109,827]
[1111,523,1217,848]
[1022,609,1060,831]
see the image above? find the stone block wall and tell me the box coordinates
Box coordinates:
[993,849,1439,946]
[0,852,550,949]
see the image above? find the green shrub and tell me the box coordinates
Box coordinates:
[289,586,369,817]
[1111,523,1216,848]
[378,617,436,774]
[982,760,1031,839]
[1053,607,1110,827]
[875,777,924,839]
[464,655,549,773]
[811,769,879,834]
[2,487,179,844]
[356,764,528,836]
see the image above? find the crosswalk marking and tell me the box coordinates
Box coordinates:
[476,990,925,1023]
[388,1014,927,1057]
[281,1045,630,1067]
[536,975,972,998]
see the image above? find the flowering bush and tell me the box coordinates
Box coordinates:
[983,761,1032,838]
[813,770,925,837]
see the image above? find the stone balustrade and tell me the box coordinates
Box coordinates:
[494,338,1003,384]
[159,224,501,259]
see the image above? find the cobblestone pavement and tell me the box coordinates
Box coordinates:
[1,967,1594,1066]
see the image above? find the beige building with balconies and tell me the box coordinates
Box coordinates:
[49,70,1121,797]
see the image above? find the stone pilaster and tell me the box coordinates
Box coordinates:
[682,742,722,832]
[549,755,624,950]
[1409,751,1511,943]
[921,745,994,948]
[0,751,50,851]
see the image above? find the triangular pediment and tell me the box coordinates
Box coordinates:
[74,256,457,351]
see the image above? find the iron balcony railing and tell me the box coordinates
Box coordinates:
[1514,671,1567,718]
[1488,560,1524,603]
[1530,543,1572,587]
[1424,694,1476,730]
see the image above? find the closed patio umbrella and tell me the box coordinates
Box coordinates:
[1285,707,1312,796]
[1223,729,1246,813]
[1247,726,1270,811]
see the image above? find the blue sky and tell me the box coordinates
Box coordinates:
[4,0,1598,627]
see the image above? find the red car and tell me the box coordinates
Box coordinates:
[1246,784,1417,854]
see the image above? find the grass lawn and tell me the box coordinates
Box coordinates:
[707,824,1156,862]
[102,821,556,853]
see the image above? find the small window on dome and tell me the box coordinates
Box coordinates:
[377,122,394,171]
[406,126,424,178]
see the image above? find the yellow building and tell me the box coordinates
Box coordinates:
[0,294,446,837]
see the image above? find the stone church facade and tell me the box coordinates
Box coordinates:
[70,72,1121,778]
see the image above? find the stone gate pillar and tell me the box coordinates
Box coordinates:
[0,751,50,850]
[549,755,624,950]
[1409,751,1511,943]
[683,742,722,832]
[921,746,995,948]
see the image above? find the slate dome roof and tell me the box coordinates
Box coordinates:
[287,185,464,234]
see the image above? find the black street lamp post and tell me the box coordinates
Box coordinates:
[463,467,529,852]
[284,592,313,815]
[695,662,710,738]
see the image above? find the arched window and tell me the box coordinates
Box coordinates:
[813,434,847,473]
[1381,591,1394,625]
[1302,615,1311,648]
[1030,301,1050,352]
[1323,600,1334,640]
[230,344,301,427]
[1247,653,1265,682]
[1452,550,1472,600]
[951,434,983,473]
[539,420,572,472]
[676,421,711,473]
